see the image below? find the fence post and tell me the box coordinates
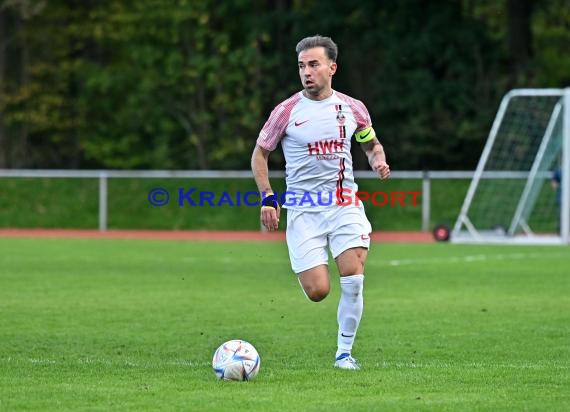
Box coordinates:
[422,170,431,232]
[99,172,108,232]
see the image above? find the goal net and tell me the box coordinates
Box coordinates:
[452,89,570,245]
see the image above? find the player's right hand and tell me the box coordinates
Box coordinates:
[261,205,280,231]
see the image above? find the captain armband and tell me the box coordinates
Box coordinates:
[354,127,376,143]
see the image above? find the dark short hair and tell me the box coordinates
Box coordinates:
[295,35,338,62]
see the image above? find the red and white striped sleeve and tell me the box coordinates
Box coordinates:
[256,93,301,151]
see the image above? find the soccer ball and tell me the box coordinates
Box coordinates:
[212,339,261,381]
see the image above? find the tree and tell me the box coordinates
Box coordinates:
[0,0,568,170]
[77,0,275,169]
[0,6,6,167]
[285,0,504,169]
[507,0,534,84]
[1,0,87,168]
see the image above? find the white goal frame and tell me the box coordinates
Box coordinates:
[452,88,570,245]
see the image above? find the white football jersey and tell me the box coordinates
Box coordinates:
[257,90,373,210]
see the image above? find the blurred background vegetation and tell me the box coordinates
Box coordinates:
[0,0,569,171]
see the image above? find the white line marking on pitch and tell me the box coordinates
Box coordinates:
[375,252,569,267]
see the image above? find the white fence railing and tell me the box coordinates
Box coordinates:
[0,169,521,232]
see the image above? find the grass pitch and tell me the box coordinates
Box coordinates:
[0,238,569,411]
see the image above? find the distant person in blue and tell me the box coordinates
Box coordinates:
[551,169,561,231]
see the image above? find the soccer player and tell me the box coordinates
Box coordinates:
[251,35,390,370]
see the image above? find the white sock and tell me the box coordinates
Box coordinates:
[336,274,364,358]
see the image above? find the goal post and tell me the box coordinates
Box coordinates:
[562,88,570,243]
[452,88,570,245]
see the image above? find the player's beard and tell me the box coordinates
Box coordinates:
[304,82,326,99]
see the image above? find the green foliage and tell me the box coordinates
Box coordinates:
[77,0,271,169]
[532,0,570,86]
[0,1,568,170]
[293,1,504,169]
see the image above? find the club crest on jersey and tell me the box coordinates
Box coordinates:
[336,106,346,126]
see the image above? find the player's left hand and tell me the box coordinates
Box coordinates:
[373,160,390,179]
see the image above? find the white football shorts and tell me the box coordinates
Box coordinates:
[285,204,372,274]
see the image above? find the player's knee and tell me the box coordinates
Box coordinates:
[339,263,365,277]
[337,247,367,275]
[305,285,329,302]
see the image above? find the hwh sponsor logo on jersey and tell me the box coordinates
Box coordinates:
[307,139,344,155]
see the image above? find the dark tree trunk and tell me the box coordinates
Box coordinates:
[0,8,6,168]
[17,15,30,167]
[507,0,534,82]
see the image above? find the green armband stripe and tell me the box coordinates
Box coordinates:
[355,127,376,143]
